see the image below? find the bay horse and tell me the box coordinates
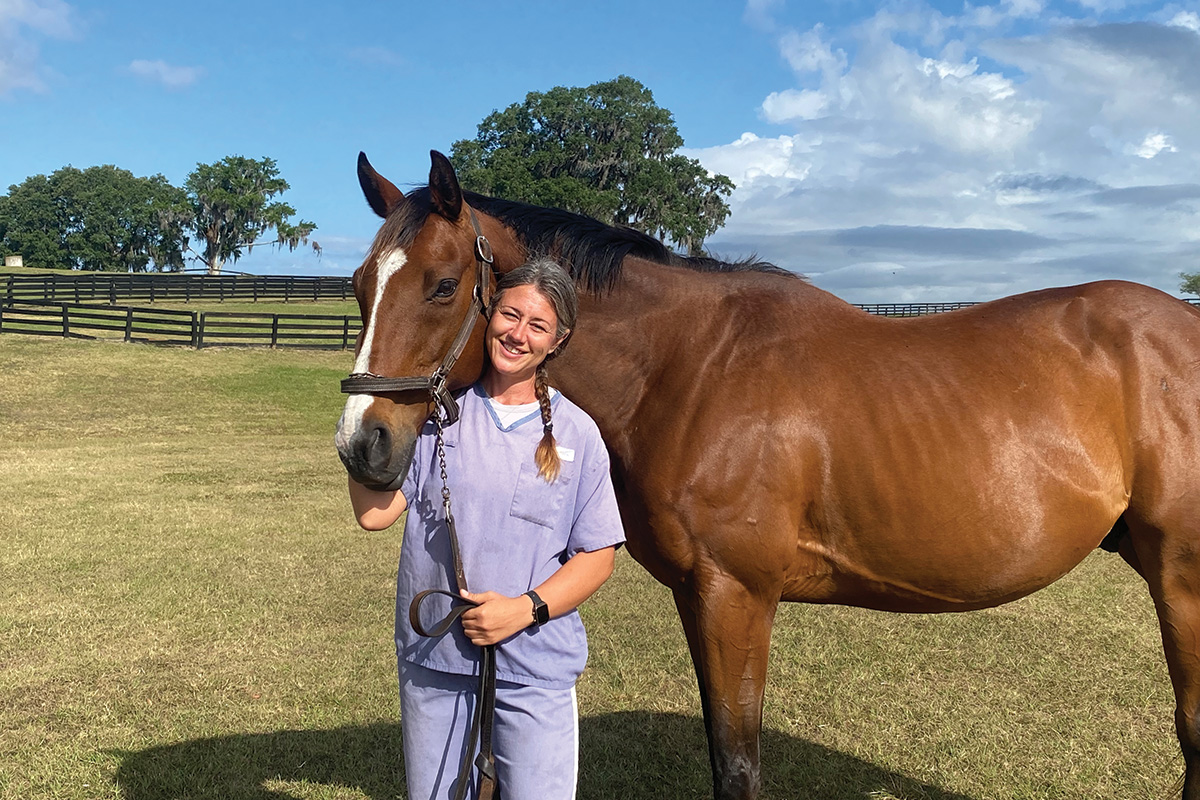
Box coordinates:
[336,150,1200,799]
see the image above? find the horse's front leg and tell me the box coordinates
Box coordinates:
[673,569,779,800]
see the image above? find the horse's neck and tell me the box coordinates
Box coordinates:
[546,258,720,459]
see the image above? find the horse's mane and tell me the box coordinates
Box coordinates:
[373,186,794,293]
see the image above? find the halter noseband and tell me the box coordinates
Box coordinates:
[339,207,495,425]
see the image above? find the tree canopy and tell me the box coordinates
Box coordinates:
[184,156,317,275]
[449,75,734,255]
[0,156,317,274]
[1181,271,1200,297]
[0,165,188,272]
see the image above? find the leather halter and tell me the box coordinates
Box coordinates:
[339,207,495,425]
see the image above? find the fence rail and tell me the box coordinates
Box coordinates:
[1,272,352,304]
[5,295,1200,351]
[855,301,980,317]
[0,302,360,349]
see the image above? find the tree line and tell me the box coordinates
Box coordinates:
[0,156,316,275]
[1,76,736,274]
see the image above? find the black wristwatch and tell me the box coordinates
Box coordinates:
[524,590,549,627]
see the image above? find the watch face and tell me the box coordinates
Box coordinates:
[528,591,549,626]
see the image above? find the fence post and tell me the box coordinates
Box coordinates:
[197,312,206,349]
[271,315,280,348]
[4,275,11,303]
[124,308,133,342]
[342,316,350,349]
[61,303,70,338]
[190,312,199,348]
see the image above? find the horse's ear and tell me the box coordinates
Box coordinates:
[428,150,463,221]
[358,152,406,219]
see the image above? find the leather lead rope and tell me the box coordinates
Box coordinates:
[408,406,499,800]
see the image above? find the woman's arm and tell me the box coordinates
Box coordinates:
[348,476,408,531]
[459,545,617,646]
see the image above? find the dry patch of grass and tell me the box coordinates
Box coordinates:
[0,333,1185,799]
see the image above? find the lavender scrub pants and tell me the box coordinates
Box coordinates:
[399,659,580,800]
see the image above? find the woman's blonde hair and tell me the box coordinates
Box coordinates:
[488,258,578,481]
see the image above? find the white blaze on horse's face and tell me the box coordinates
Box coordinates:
[335,246,408,452]
[355,247,408,375]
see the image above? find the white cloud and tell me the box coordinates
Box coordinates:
[1132,132,1177,158]
[761,88,827,122]
[699,5,1200,302]
[1167,10,1200,31]
[0,0,75,96]
[779,26,846,76]
[127,58,202,89]
[683,132,812,190]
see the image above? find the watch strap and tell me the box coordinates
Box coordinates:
[524,590,550,627]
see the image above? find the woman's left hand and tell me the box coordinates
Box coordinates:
[459,591,532,646]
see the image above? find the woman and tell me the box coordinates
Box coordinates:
[349,258,625,800]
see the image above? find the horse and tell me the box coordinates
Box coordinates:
[335,149,1200,800]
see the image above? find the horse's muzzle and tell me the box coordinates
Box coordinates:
[337,419,416,492]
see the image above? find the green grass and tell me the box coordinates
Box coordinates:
[0,333,1182,799]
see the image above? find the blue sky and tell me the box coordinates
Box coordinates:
[3,0,1200,303]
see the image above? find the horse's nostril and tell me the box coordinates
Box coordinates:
[354,423,397,479]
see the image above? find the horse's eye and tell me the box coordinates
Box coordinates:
[434,279,458,298]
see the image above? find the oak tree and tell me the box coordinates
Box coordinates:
[184,156,317,275]
[450,76,734,255]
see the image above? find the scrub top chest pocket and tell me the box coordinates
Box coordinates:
[509,461,576,528]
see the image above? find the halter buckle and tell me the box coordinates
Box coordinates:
[475,235,493,265]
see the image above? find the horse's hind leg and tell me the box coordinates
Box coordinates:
[1128,520,1200,798]
[673,573,777,800]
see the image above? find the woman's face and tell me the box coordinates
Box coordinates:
[485,284,567,383]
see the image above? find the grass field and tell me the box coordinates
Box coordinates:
[0,334,1183,799]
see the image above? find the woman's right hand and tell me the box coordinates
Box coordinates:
[348,476,408,530]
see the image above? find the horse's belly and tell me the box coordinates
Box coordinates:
[793,495,1124,612]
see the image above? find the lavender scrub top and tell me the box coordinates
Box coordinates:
[397,383,625,689]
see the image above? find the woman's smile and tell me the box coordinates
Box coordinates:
[485,284,565,388]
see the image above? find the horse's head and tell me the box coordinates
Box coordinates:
[335,150,496,490]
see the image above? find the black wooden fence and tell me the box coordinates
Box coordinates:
[2,272,352,304]
[4,294,1200,351]
[0,302,359,349]
[855,301,980,316]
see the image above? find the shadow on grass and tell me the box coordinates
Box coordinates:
[114,711,977,800]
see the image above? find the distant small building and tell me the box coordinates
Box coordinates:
[3,256,23,268]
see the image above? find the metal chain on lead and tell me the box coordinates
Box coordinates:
[434,406,452,515]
